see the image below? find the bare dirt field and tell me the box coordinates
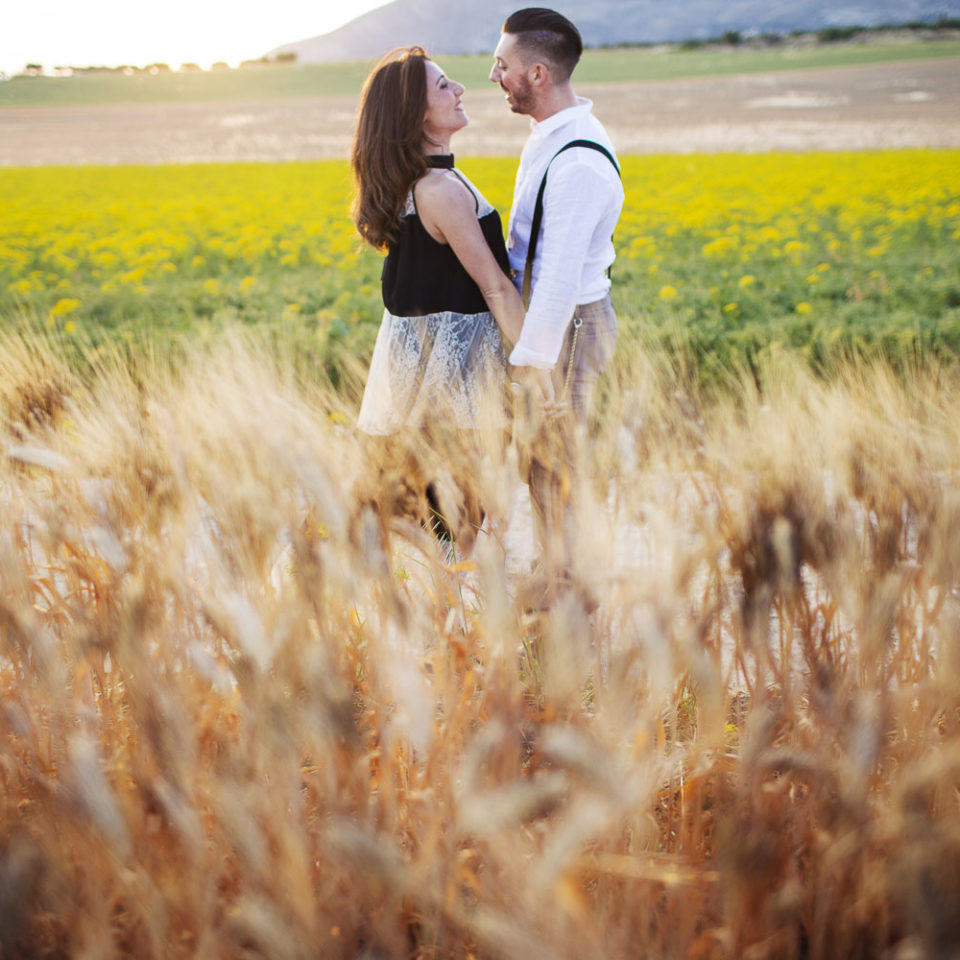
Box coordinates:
[1,57,958,165]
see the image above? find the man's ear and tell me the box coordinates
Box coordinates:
[530,62,549,86]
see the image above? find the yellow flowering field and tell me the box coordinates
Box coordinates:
[1,151,958,384]
[612,150,960,381]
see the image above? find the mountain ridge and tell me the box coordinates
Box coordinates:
[265,0,959,63]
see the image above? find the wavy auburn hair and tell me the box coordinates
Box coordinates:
[351,47,432,251]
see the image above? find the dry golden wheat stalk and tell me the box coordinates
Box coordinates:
[0,330,958,959]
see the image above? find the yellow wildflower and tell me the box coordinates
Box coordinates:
[49,297,81,317]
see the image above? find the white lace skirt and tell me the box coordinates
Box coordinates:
[357,308,508,435]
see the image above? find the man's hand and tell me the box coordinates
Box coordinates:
[510,365,564,418]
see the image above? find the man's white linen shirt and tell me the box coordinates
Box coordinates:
[506,98,624,370]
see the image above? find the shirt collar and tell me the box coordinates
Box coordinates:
[528,97,593,140]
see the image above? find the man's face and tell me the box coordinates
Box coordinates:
[489,32,535,115]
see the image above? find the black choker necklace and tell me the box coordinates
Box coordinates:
[426,154,454,169]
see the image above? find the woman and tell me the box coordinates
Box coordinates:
[351,47,525,551]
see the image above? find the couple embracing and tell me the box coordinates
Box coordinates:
[352,7,624,592]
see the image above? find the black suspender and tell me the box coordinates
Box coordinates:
[522,139,622,304]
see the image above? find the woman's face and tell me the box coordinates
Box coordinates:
[422,59,467,143]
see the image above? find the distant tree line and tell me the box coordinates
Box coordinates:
[15,52,298,78]
[239,52,298,68]
[598,16,960,52]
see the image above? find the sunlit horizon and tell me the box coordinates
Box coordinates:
[0,0,394,76]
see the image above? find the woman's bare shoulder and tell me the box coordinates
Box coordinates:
[415,171,475,212]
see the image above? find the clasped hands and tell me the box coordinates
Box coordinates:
[509,365,565,420]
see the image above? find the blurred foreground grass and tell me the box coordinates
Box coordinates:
[0,329,959,958]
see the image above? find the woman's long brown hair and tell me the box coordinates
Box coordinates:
[351,47,431,251]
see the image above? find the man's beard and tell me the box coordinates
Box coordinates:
[503,78,534,115]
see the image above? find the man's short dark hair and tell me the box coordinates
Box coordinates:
[502,7,583,82]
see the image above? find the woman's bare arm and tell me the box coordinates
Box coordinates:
[415,174,524,346]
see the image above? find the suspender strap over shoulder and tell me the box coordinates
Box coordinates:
[522,139,621,304]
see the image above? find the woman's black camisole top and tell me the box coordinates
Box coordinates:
[381,169,512,318]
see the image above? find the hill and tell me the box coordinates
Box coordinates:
[266,0,959,62]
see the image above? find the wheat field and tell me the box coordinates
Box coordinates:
[1,327,958,959]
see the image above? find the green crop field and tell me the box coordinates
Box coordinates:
[1,39,958,107]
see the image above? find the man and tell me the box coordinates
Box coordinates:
[490,7,624,591]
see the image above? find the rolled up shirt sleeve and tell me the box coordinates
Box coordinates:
[508,163,610,370]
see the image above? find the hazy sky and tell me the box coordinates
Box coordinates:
[0,0,393,74]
